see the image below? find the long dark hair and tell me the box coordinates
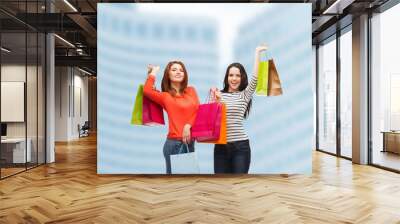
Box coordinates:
[221,62,253,119]
[161,61,188,96]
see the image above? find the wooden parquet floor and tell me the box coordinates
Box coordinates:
[1,134,400,224]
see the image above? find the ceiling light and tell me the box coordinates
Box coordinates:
[63,0,78,12]
[54,34,75,48]
[1,47,11,53]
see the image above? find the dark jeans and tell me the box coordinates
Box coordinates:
[214,139,251,174]
[163,139,195,174]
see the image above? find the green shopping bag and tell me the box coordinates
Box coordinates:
[131,85,143,125]
[255,61,269,95]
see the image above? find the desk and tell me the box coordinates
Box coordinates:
[1,138,31,163]
[381,131,400,154]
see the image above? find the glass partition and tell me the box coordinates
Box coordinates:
[317,36,337,155]
[1,30,28,177]
[339,28,352,158]
[0,1,46,179]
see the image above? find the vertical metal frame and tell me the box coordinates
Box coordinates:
[36,0,39,168]
[336,28,341,157]
[0,20,2,179]
[25,0,28,171]
[316,44,320,151]
[367,10,373,165]
[73,68,75,118]
[44,0,48,165]
[69,70,71,118]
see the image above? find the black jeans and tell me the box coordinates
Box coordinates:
[163,139,195,174]
[214,139,251,174]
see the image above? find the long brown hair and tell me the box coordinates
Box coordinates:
[222,63,252,119]
[161,61,188,96]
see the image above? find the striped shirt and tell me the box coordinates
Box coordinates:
[220,76,258,142]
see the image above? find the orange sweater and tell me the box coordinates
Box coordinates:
[143,75,199,140]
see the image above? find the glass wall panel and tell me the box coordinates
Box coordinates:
[1,30,28,177]
[0,1,46,179]
[317,37,337,154]
[340,29,352,158]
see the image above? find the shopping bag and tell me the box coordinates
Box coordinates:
[203,103,227,144]
[130,85,143,125]
[256,59,283,96]
[170,144,200,174]
[191,102,222,142]
[255,60,269,95]
[142,95,165,126]
[268,59,283,96]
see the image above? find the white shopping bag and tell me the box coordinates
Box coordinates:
[170,144,200,174]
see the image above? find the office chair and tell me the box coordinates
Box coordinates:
[79,121,90,138]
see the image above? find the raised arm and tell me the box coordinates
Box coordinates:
[243,44,268,101]
[143,65,165,107]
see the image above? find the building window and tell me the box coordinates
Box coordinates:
[317,36,337,155]
[339,28,352,158]
[371,3,400,171]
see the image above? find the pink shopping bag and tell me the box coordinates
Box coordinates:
[191,102,222,142]
[142,95,165,126]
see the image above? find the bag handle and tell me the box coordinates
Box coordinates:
[260,48,269,61]
[204,88,216,104]
[178,143,190,154]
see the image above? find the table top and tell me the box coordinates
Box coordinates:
[1,138,29,143]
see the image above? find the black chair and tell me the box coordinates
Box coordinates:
[79,121,90,138]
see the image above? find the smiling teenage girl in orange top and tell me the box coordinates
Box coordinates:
[143,61,199,174]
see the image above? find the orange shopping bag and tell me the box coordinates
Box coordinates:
[203,104,227,144]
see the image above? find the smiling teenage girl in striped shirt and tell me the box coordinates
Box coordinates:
[212,44,267,174]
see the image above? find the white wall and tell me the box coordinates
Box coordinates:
[1,65,40,138]
[1,65,26,140]
[55,66,69,141]
[55,67,89,141]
